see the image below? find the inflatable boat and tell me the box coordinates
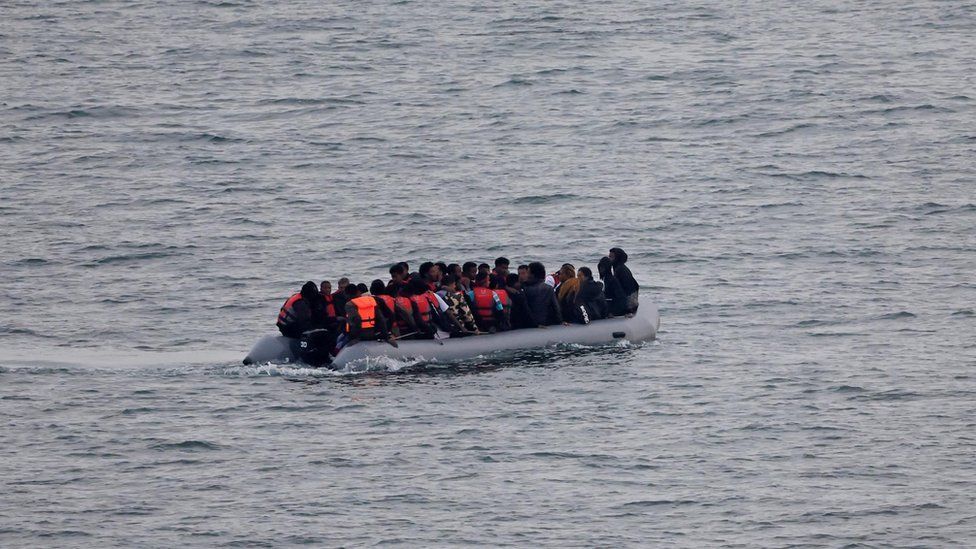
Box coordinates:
[243,303,659,369]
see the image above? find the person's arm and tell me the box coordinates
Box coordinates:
[548,290,563,325]
[373,299,394,339]
[433,292,450,312]
[345,302,361,340]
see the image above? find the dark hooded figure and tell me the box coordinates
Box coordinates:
[572,267,608,323]
[609,247,639,313]
[598,257,629,317]
[275,281,333,365]
[277,281,327,337]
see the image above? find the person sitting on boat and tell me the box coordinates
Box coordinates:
[319,280,338,330]
[437,274,480,335]
[572,267,609,323]
[276,281,334,365]
[370,279,415,337]
[468,271,505,332]
[556,264,581,322]
[277,281,329,338]
[331,277,350,325]
[609,247,639,313]
[598,256,629,317]
[387,263,408,296]
[523,262,563,327]
[491,257,510,288]
[489,276,513,331]
[505,273,534,330]
[419,261,442,292]
[405,277,449,338]
[340,283,396,348]
[460,262,477,292]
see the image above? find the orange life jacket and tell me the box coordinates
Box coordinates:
[277,293,302,324]
[472,287,496,321]
[346,296,376,333]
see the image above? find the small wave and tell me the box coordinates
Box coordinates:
[617,499,697,508]
[493,77,533,88]
[861,104,953,115]
[512,193,578,204]
[150,440,222,451]
[876,311,916,320]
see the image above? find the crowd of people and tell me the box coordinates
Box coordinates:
[275,247,640,365]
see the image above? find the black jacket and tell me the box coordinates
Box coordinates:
[613,260,639,295]
[574,279,608,323]
[522,278,561,326]
[602,273,629,316]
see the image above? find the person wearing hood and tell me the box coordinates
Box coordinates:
[599,256,630,316]
[277,281,328,338]
[277,281,333,365]
[609,247,639,313]
[572,267,609,323]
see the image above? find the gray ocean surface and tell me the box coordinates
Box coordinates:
[2,0,975,546]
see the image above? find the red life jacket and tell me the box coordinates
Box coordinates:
[410,294,432,324]
[494,288,511,308]
[394,296,413,330]
[321,292,336,318]
[472,287,496,321]
[376,294,395,320]
[424,290,440,310]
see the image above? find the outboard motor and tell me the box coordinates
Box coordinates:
[299,329,335,367]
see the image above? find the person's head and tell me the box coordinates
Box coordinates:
[559,264,576,281]
[441,274,457,291]
[528,262,546,281]
[320,280,331,295]
[478,263,490,276]
[494,257,510,275]
[344,283,361,298]
[489,276,504,290]
[462,261,477,278]
[357,283,368,294]
[370,279,386,296]
[399,261,410,275]
[447,263,461,278]
[435,262,448,276]
[389,263,406,281]
[578,267,593,281]
[506,272,520,289]
[474,271,490,288]
[598,256,613,279]
[429,264,442,282]
[419,261,434,279]
[301,281,318,300]
[337,277,350,291]
[609,247,628,265]
[517,264,529,282]
[408,277,428,296]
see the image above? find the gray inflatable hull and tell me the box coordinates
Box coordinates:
[243,303,659,369]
